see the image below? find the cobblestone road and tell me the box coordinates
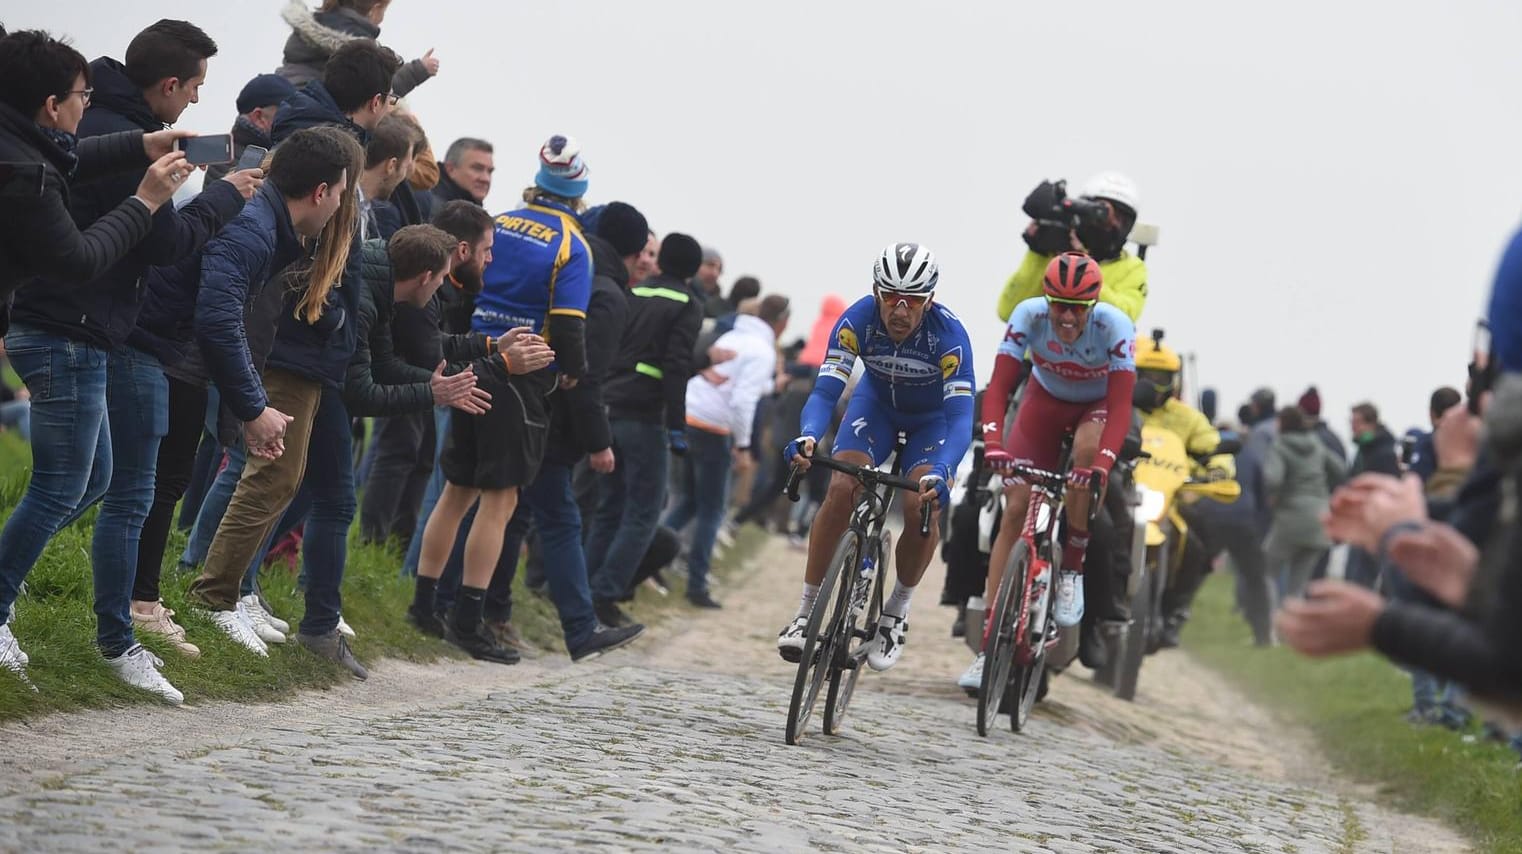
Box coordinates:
[0,538,1468,852]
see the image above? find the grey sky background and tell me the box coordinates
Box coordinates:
[10,0,1521,437]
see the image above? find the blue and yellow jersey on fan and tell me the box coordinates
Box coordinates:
[471,199,592,341]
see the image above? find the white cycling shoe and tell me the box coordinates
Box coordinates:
[776,615,807,663]
[1054,570,1085,628]
[866,614,907,671]
[957,652,985,693]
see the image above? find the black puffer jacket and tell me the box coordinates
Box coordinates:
[343,238,490,416]
[11,58,245,352]
[546,233,629,463]
[276,0,431,97]
[0,99,153,333]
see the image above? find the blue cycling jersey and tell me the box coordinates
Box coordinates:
[799,294,975,477]
[471,201,592,338]
[1000,297,1136,403]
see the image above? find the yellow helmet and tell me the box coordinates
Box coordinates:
[1135,338,1182,373]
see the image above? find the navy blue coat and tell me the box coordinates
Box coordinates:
[270,80,368,146]
[193,180,306,421]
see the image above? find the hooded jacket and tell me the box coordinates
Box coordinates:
[0,100,153,333]
[545,233,628,464]
[685,314,778,448]
[270,80,369,146]
[1263,429,1346,553]
[11,58,245,353]
[603,273,704,430]
[276,0,431,97]
[344,238,491,415]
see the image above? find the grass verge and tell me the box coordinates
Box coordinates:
[0,442,765,722]
[1185,573,1522,853]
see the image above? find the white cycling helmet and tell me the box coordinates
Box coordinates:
[872,242,939,294]
[1080,171,1141,215]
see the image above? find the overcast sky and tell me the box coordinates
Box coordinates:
[11,0,1521,436]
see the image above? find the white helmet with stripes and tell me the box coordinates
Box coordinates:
[872,242,939,294]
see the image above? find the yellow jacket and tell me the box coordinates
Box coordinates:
[996,250,1149,324]
[1142,399,1235,478]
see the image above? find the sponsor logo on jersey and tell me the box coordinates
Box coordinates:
[864,355,939,381]
[940,347,963,380]
[837,325,859,355]
[1033,354,1107,381]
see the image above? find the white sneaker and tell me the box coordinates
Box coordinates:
[776,615,807,661]
[958,652,986,692]
[715,525,736,550]
[204,607,269,657]
[253,596,290,634]
[105,644,184,705]
[866,614,908,672]
[240,596,286,645]
[0,624,36,691]
[1054,570,1085,628]
[336,614,355,639]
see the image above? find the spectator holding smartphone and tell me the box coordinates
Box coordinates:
[0,29,191,323]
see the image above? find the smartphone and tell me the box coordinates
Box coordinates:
[234,144,268,172]
[1467,319,1493,415]
[0,162,45,199]
[175,134,233,166]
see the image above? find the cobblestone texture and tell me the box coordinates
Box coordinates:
[0,538,1468,852]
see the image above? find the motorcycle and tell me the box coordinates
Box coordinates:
[1092,426,1239,701]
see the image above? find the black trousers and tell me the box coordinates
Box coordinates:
[135,375,208,603]
[359,410,433,545]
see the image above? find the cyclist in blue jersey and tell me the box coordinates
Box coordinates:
[957,252,1137,689]
[777,243,976,671]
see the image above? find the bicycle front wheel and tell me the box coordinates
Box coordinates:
[785,531,861,746]
[825,527,890,736]
[978,538,1029,737]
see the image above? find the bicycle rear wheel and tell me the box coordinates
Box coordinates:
[978,538,1029,737]
[825,527,890,735]
[785,531,861,746]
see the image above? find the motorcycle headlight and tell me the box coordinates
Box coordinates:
[1134,486,1167,524]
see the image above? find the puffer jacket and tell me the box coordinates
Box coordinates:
[1263,430,1346,553]
[194,180,307,422]
[343,238,490,416]
[12,58,245,352]
[0,99,153,333]
[265,227,364,390]
[270,80,368,146]
[276,0,431,97]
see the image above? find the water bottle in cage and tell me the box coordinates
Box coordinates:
[851,553,876,618]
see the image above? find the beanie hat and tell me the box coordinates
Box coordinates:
[1297,386,1322,417]
[659,233,703,280]
[595,201,649,257]
[237,73,298,114]
[534,134,589,199]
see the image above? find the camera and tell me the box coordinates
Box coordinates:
[1023,179,1111,232]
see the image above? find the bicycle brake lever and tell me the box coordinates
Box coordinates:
[784,466,803,502]
[919,500,932,537]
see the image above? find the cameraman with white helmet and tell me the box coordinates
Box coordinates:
[996,172,1148,324]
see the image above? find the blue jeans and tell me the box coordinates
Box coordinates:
[661,426,731,597]
[86,346,168,656]
[0,399,30,442]
[294,386,355,636]
[586,419,669,604]
[0,327,112,631]
[182,442,245,569]
[402,406,450,577]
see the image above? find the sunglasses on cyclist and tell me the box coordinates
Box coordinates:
[1046,296,1096,314]
[877,289,931,309]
